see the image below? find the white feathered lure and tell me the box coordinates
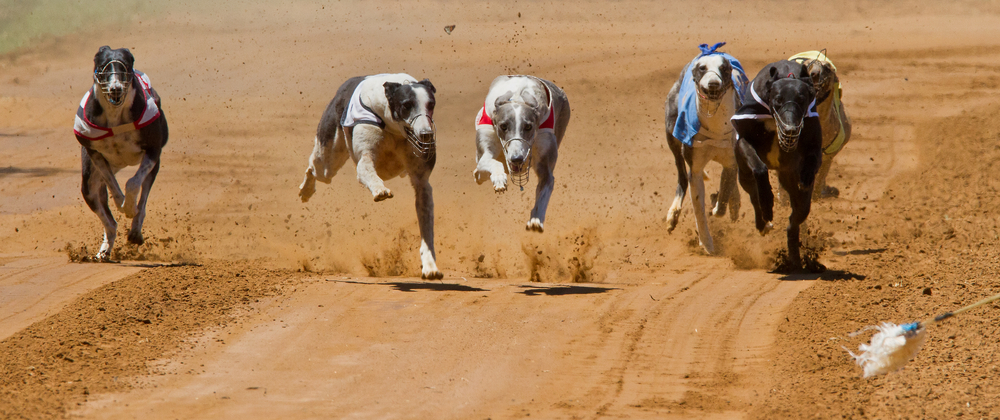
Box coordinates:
[846,291,1000,378]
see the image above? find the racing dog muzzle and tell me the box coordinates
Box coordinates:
[775,102,805,152]
[698,70,731,102]
[94,60,132,107]
[501,137,533,189]
[404,113,436,160]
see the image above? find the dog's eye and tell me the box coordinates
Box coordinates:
[499,123,508,132]
[698,65,707,71]
[524,125,532,131]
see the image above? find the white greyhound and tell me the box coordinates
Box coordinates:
[298,73,443,280]
[474,75,571,232]
[664,42,748,254]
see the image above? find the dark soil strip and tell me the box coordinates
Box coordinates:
[0,261,300,419]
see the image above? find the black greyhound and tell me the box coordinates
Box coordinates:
[74,46,168,260]
[731,60,821,270]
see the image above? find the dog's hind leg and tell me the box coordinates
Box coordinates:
[299,136,325,203]
[127,158,160,245]
[712,166,740,221]
[812,155,837,199]
[527,136,558,233]
[121,153,158,219]
[87,152,127,210]
[735,138,774,235]
[300,128,349,202]
[665,137,689,233]
[712,143,741,222]
[688,150,715,254]
[81,149,117,260]
[410,173,443,280]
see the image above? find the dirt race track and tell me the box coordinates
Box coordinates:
[2,1,1000,418]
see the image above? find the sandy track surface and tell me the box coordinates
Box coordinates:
[77,268,809,419]
[2,0,1000,418]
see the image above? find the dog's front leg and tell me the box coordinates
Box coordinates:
[734,138,774,235]
[82,149,118,260]
[353,126,392,201]
[527,137,558,232]
[85,150,127,210]
[689,151,715,254]
[411,174,443,280]
[473,129,508,193]
[122,153,157,219]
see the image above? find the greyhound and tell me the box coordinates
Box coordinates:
[298,73,443,280]
[664,42,748,254]
[74,46,168,261]
[731,60,822,270]
[474,75,570,232]
[790,50,852,199]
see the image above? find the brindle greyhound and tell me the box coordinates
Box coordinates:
[74,46,168,261]
[731,60,822,270]
[790,50,852,199]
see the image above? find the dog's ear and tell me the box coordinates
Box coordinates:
[494,91,514,110]
[417,78,436,94]
[764,66,778,95]
[720,59,733,79]
[120,48,135,70]
[94,46,112,71]
[798,63,810,80]
[520,90,539,110]
[384,82,401,98]
[384,82,404,120]
[797,64,816,97]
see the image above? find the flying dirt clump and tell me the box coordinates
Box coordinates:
[471,251,507,279]
[770,226,833,273]
[522,227,603,283]
[360,229,417,277]
[64,234,196,264]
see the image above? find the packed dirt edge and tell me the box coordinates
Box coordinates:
[0,261,300,419]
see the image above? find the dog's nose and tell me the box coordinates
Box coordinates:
[509,155,526,166]
[707,79,721,90]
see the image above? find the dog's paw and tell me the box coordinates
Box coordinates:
[127,229,144,246]
[665,207,681,233]
[421,269,444,280]
[815,185,839,199]
[474,170,489,185]
[298,188,314,203]
[491,173,508,194]
[758,222,774,236]
[96,247,112,262]
[299,171,317,202]
[299,183,316,203]
[526,218,544,233]
[373,188,394,202]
